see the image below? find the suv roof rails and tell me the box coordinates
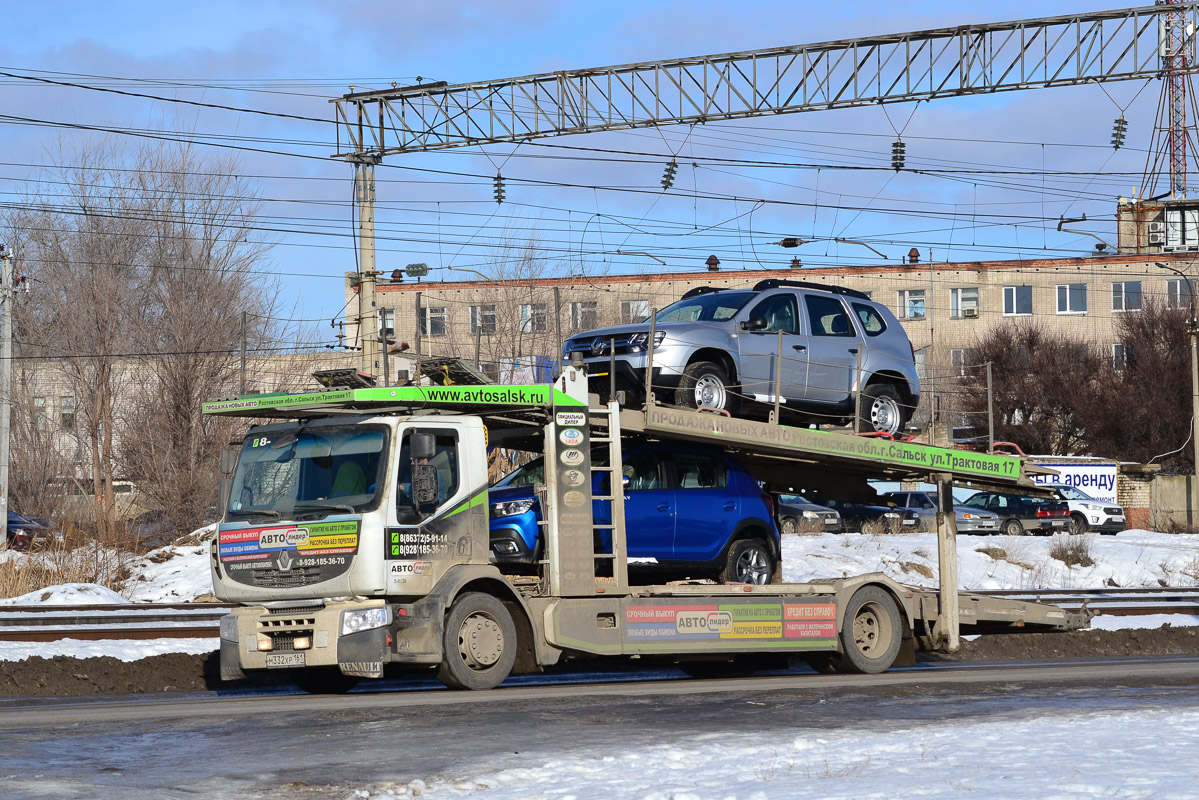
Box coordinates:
[752,278,872,301]
[680,286,730,300]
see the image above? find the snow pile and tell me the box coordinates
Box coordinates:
[0,637,218,662]
[351,704,1199,799]
[123,544,215,602]
[0,583,129,606]
[781,529,1199,590]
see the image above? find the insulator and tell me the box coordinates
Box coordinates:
[1111,115,1128,150]
[891,138,906,171]
[493,173,505,204]
[661,159,678,190]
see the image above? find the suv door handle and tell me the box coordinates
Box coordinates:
[792,345,806,352]
[848,348,858,354]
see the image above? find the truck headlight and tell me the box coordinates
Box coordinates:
[219,615,239,642]
[341,606,392,636]
[490,498,536,518]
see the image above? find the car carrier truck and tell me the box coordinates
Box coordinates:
[204,362,1084,692]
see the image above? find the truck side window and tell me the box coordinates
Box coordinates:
[397,429,460,523]
[674,452,728,489]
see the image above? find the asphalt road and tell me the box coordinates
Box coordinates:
[1,657,1197,800]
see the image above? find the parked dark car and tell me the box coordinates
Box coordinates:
[776,494,843,534]
[809,497,920,533]
[881,490,1001,535]
[6,511,48,550]
[489,443,781,584]
[961,491,1069,536]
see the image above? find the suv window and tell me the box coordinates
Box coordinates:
[748,295,799,334]
[852,303,887,337]
[623,451,666,490]
[674,452,729,489]
[804,295,855,337]
[656,291,755,323]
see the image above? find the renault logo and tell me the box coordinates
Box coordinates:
[590,337,609,356]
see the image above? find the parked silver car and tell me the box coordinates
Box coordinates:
[563,280,921,434]
[881,490,1001,535]
[776,494,843,534]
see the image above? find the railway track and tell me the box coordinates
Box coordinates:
[1,587,1198,643]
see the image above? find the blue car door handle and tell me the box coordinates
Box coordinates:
[657,503,671,512]
[723,502,736,511]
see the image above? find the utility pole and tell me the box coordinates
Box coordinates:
[0,245,13,550]
[1157,261,1199,517]
[352,155,382,375]
[240,310,247,394]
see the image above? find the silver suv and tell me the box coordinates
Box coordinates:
[563,279,921,434]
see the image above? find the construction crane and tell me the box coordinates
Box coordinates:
[333,4,1199,374]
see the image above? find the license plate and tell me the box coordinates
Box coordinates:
[266,652,305,668]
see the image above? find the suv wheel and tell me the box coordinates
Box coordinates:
[721,538,775,585]
[860,383,904,435]
[676,361,737,412]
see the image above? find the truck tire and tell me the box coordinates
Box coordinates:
[859,383,905,435]
[721,538,775,585]
[836,585,902,674]
[1003,518,1024,536]
[676,361,737,412]
[292,667,361,695]
[1069,514,1088,535]
[437,592,518,691]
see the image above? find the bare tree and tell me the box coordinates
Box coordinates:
[956,321,1104,455]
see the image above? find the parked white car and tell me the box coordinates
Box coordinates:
[1044,484,1125,535]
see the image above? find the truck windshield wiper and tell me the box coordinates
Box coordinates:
[294,503,356,515]
[233,509,280,519]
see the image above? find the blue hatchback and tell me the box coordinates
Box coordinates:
[488,444,780,584]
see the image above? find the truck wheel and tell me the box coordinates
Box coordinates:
[1003,518,1024,536]
[1069,514,1088,535]
[780,517,798,535]
[721,538,775,585]
[676,361,737,412]
[292,667,361,695]
[437,592,517,691]
[837,585,902,674]
[859,383,904,435]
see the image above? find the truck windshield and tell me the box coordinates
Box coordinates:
[227,425,388,519]
[656,291,754,323]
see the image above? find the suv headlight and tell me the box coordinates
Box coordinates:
[627,330,667,352]
[219,615,239,642]
[341,606,392,636]
[491,498,536,518]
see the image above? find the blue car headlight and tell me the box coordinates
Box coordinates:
[490,498,536,519]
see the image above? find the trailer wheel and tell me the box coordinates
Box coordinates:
[437,592,517,690]
[837,585,902,674]
[722,538,775,585]
[292,667,361,695]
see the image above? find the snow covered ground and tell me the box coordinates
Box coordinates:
[1,528,1198,663]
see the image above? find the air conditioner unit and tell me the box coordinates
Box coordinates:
[1149,232,1165,245]
[1149,221,1165,233]
[963,307,978,318]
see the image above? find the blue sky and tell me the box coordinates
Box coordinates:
[0,2,1174,342]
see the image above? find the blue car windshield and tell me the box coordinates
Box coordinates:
[656,292,755,323]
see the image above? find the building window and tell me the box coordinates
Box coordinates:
[1165,206,1199,250]
[469,304,496,335]
[897,289,926,320]
[33,397,46,431]
[570,301,597,331]
[60,396,75,430]
[520,303,548,333]
[1112,281,1142,313]
[1056,283,1088,314]
[950,287,979,319]
[1003,285,1033,316]
[950,348,980,377]
[1168,278,1193,309]
[1112,343,1127,370]
[620,299,649,324]
[420,306,448,336]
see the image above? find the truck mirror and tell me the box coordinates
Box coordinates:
[741,317,767,331]
[410,432,436,461]
[219,445,240,476]
[412,463,439,506]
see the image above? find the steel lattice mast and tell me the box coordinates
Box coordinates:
[1164,0,1191,197]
